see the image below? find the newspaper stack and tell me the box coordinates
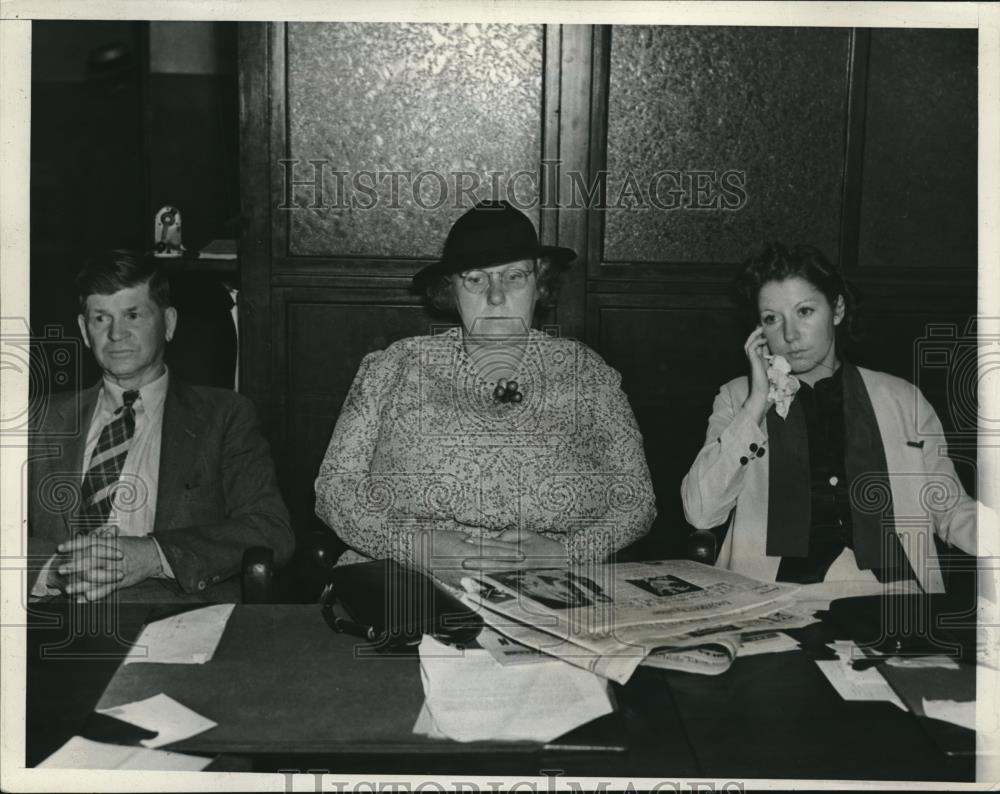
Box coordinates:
[457,560,815,682]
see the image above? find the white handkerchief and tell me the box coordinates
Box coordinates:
[765,354,800,419]
[98,693,217,748]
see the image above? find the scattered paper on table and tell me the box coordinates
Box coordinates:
[825,639,962,671]
[97,693,216,748]
[886,655,960,670]
[38,736,210,770]
[737,631,800,656]
[412,702,447,739]
[923,698,976,731]
[476,628,546,666]
[815,659,906,711]
[125,603,234,665]
[642,643,735,675]
[415,635,613,743]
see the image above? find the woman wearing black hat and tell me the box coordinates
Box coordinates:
[315,201,656,580]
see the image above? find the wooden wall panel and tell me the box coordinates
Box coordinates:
[600,26,851,273]
[858,29,977,270]
[280,22,545,265]
[589,295,746,558]
[274,288,434,535]
[272,289,431,539]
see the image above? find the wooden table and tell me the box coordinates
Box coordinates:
[25,601,974,781]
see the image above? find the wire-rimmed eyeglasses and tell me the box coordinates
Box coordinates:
[458,264,536,295]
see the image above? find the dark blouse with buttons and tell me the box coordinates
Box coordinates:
[775,367,915,584]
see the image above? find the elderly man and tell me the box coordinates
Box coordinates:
[28,251,294,601]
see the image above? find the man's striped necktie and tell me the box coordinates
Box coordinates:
[78,389,139,534]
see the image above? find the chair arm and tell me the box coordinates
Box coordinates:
[306,529,342,576]
[297,529,342,600]
[241,546,275,603]
[686,529,718,565]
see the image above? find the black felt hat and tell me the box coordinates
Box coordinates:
[412,200,576,291]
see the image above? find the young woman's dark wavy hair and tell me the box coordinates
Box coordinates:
[735,242,861,346]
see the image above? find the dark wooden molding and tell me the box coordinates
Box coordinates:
[270,280,426,300]
[270,23,289,263]
[839,28,871,273]
[237,22,273,427]
[583,24,612,294]
[138,22,153,248]
[270,256,432,278]
[539,23,561,250]
[271,272,420,290]
[556,24,600,343]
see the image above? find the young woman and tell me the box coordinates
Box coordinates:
[681,243,977,592]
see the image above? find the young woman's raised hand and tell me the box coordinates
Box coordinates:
[743,325,773,424]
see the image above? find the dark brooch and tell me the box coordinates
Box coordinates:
[492,379,524,404]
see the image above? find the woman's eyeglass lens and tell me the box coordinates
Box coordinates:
[460,267,534,294]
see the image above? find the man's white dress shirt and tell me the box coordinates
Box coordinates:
[32,368,175,596]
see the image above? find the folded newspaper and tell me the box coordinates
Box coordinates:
[455,560,814,682]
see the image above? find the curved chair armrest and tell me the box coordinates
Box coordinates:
[242,546,275,604]
[285,529,344,603]
[686,529,718,566]
[306,529,342,576]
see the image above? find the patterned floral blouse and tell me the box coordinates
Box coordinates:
[314,328,656,565]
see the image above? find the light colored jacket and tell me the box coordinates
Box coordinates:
[681,366,978,593]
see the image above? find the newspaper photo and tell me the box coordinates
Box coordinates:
[456,560,807,681]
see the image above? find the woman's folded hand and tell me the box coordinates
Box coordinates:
[421,528,520,587]
[462,528,568,571]
[419,527,570,589]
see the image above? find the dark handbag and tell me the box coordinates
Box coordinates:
[827,593,977,663]
[320,559,483,651]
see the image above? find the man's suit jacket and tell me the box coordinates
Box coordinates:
[681,366,980,593]
[27,377,294,595]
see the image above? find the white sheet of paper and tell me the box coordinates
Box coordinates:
[476,627,547,666]
[815,659,907,711]
[797,579,915,614]
[412,702,447,739]
[38,736,211,770]
[124,603,234,665]
[97,693,217,748]
[416,635,613,743]
[885,655,960,670]
[737,631,800,656]
[827,639,883,665]
[922,698,976,731]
